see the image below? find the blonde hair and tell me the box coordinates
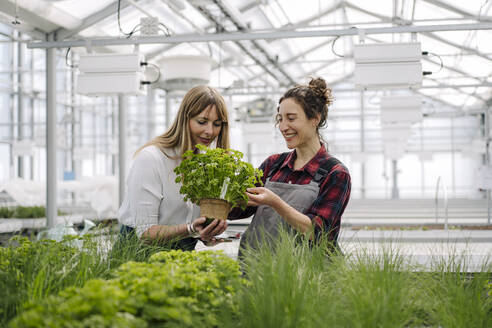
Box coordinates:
[136,85,230,158]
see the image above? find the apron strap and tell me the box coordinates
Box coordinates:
[312,157,341,186]
[267,152,341,187]
[267,152,290,180]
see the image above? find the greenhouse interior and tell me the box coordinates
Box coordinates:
[1,0,492,327]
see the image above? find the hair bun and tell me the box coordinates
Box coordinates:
[308,77,332,106]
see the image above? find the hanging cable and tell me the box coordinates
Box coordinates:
[331,35,344,58]
[12,0,20,25]
[147,62,161,84]
[159,23,171,36]
[65,47,76,68]
[331,27,357,58]
[422,51,443,76]
[118,0,139,38]
[140,62,161,84]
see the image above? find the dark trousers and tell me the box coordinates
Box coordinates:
[116,224,198,251]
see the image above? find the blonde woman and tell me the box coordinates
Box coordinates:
[118,85,229,250]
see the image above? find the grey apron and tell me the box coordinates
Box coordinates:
[238,177,320,257]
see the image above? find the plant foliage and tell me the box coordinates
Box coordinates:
[0,206,49,219]
[174,144,263,209]
[0,232,170,327]
[9,250,245,328]
[226,231,492,328]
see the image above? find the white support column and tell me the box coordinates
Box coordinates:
[146,88,156,140]
[485,108,491,224]
[391,159,399,199]
[118,95,127,206]
[111,97,116,175]
[165,90,171,129]
[29,43,35,180]
[360,91,366,199]
[17,31,24,178]
[46,34,57,228]
[420,124,425,197]
[451,116,456,197]
[9,29,15,179]
[70,52,76,178]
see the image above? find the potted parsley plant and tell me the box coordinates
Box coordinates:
[174,144,263,221]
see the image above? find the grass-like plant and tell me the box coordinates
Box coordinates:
[224,229,492,328]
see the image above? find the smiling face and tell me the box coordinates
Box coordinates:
[189,104,223,147]
[277,98,320,150]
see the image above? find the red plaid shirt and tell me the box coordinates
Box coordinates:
[229,145,351,243]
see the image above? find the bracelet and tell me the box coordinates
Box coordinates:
[186,222,193,236]
[186,222,199,238]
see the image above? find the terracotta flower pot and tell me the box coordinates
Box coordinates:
[199,198,231,221]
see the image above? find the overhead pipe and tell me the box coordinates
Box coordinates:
[27,23,492,49]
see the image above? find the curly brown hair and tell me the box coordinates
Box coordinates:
[278,77,333,133]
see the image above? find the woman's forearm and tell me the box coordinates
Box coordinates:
[270,197,314,236]
[141,223,189,242]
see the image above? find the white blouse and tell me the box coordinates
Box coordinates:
[117,145,200,237]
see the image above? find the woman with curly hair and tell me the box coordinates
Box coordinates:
[230,77,351,256]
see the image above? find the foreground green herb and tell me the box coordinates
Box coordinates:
[4,230,492,327]
[174,144,263,209]
[0,232,172,327]
[10,250,245,328]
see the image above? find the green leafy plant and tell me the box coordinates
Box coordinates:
[0,207,15,218]
[0,232,171,327]
[174,144,263,209]
[10,250,245,328]
[0,206,65,219]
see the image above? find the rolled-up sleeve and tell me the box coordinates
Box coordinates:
[306,170,351,243]
[118,149,163,237]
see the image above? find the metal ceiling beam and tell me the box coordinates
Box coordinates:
[210,0,296,85]
[420,31,491,62]
[190,3,284,86]
[27,22,492,48]
[0,1,55,39]
[55,1,135,40]
[276,1,344,31]
[345,3,491,61]
[284,38,336,63]
[146,43,178,60]
[422,53,483,82]
[415,90,463,111]
[426,77,487,103]
[421,0,492,22]
[296,61,348,83]
[145,1,270,85]
[345,2,488,103]
[146,0,256,60]
[51,0,148,67]
[221,83,492,102]
[245,39,339,84]
[361,32,483,85]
